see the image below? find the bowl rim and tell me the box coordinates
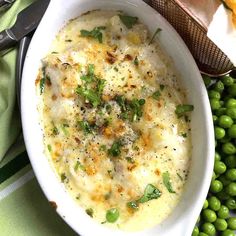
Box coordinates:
[21,0,215,235]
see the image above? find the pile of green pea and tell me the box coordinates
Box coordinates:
[192,72,236,236]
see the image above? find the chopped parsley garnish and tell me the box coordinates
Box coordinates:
[76,64,106,107]
[116,95,126,111]
[97,79,106,95]
[162,171,176,193]
[106,208,119,223]
[118,15,138,29]
[105,104,112,113]
[78,120,93,134]
[76,86,101,107]
[127,184,161,211]
[134,56,139,66]
[86,208,94,218]
[175,104,194,118]
[80,26,106,43]
[127,201,139,210]
[108,140,122,157]
[80,64,95,83]
[88,64,95,75]
[39,67,46,94]
[52,126,59,135]
[152,90,161,100]
[99,145,107,151]
[65,39,72,42]
[177,173,183,181]
[181,133,187,138]
[115,96,145,122]
[149,28,162,45]
[74,161,85,171]
[61,123,69,136]
[126,156,135,163]
[47,145,52,152]
[160,84,165,91]
[60,173,66,182]
[138,184,162,203]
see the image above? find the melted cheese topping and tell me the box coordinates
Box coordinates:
[37,10,192,231]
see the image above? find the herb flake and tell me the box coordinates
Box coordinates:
[74,161,85,171]
[108,140,122,157]
[80,26,106,43]
[134,56,139,66]
[152,90,161,100]
[175,104,194,118]
[162,171,176,193]
[119,15,138,29]
[149,28,162,45]
[138,184,161,203]
[86,208,94,217]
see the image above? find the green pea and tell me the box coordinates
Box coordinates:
[210,180,223,193]
[210,99,221,110]
[192,226,199,236]
[225,98,236,108]
[214,161,227,174]
[217,191,230,201]
[215,107,227,116]
[228,84,236,96]
[218,175,231,186]
[218,115,233,128]
[201,222,216,236]
[225,182,236,196]
[225,198,236,210]
[203,75,212,87]
[208,90,221,99]
[198,233,208,236]
[221,75,234,86]
[217,205,229,219]
[225,168,236,181]
[203,199,209,209]
[221,229,235,236]
[214,218,227,231]
[214,81,224,93]
[106,208,119,223]
[215,127,226,139]
[202,209,217,223]
[222,142,236,155]
[219,135,231,144]
[227,217,236,230]
[228,124,236,138]
[208,196,221,211]
[226,108,236,119]
[215,152,221,161]
[224,155,236,168]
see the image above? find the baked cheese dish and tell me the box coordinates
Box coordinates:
[36,10,193,231]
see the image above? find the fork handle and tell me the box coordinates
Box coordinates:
[0,0,15,10]
[0,30,17,52]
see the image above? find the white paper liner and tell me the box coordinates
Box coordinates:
[207,4,236,66]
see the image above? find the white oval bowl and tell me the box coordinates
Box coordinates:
[21,0,215,235]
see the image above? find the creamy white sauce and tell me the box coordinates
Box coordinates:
[37,10,192,231]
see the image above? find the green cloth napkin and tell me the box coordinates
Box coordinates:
[0,0,26,161]
[0,1,77,235]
